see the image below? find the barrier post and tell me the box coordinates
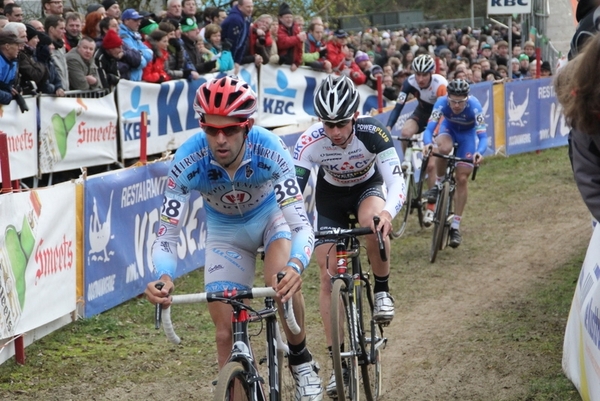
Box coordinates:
[140,111,148,165]
[377,75,383,113]
[536,48,541,78]
[14,336,25,365]
[0,132,11,193]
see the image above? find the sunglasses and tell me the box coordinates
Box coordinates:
[449,98,467,105]
[323,119,352,129]
[200,121,249,137]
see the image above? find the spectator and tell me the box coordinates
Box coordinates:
[119,9,153,81]
[203,23,234,72]
[512,44,522,58]
[142,29,170,83]
[102,0,120,20]
[0,16,9,30]
[180,16,216,74]
[540,60,552,77]
[158,20,195,80]
[165,0,182,21]
[42,0,63,19]
[0,31,23,105]
[34,25,65,96]
[496,64,509,80]
[276,2,305,71]
[44,15,68,90]
[472,68,482,83]
[95,28,122,90]
[510,57,521,79]
[523,40,536,62]
[99,16,141,81]
[5,3,22,22]
[64,12,82,51]
[325,28,348,72]
[494,40,509,67]
[518,53,529,77]
[81,11,104,41]
[354,50,372,74]
[339,39,366,85]
[19,24,49,94]
[139,17,159,38]
[482,69,502,82]
[86,3,105,15]
[66,36,101,90]
[221,0,256,69]
[249,14,273,65]
[181,0,196,20]
[268,17,279,64]
[480,43,492,59]
[527,59,538,78]
[27,19,44,32]
[302,21,330,72]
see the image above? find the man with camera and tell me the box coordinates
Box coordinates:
[0,31,28,112]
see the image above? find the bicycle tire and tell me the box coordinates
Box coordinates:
[393,172,414,238]
[214,361,252,401]
[358,281,382,401]
[331,279,360,401]
[277,349,294,401]
[430,182,449,263]
[415,159,427,228]
[441,184,454,251]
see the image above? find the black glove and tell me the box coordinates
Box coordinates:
[168,38,181,51]
[157,75,165,83]
[319,47,328,58]
[182,69,192,79]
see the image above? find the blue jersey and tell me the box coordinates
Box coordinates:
[152,126,314,280]
[423,95,488,155]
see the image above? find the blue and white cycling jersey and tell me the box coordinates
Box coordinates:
[151,126,314,282]
[423,95,488,159]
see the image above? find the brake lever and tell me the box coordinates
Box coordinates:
[373,216,387,262]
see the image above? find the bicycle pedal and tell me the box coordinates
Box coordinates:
[259,357,267,365]
[212,378,218,386]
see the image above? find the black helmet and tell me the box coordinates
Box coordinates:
[314,75,360,122]
[447,79,470,96]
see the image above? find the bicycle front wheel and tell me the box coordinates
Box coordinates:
[393,172,415,238]
[359,282,383,401]
[214,362,252,401]
[331,279,360,401]
[430,182,449,263]
[277,349,294,401]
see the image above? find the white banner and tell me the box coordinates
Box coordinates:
[38,93,118,173]
[117,65,259,159]
[488,0,531,15]
[0,183,77,342]
[258,65,392,128]
[0,97,38,182]
[563,223,600,400]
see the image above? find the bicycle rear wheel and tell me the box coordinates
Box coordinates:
[331,279,360,401]
[277,349,294,401]
[430,182,449,263]
[214,361,253,401]
[358,281,383,401]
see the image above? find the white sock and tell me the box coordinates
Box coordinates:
[436,176,443,186]
[452,215,461,230]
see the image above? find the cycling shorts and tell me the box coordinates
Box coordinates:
[409,105,433,134]
[315,171,385,245]
[204,205,291,292]
[437,119,477,164]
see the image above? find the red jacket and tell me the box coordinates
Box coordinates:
[326,41,346,72]
[249,23,273,55]
[142,43,170,83]
[277,23,303,66]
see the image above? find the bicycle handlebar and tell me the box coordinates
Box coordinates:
[393,135,422,147]
[314,217,387,262]
[158,286,301,344]
[429,152,479,181]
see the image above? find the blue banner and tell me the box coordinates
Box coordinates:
[504,78,568,155]
[471,81,496,155]
[83,161,205,317]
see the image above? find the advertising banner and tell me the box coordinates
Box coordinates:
[258,64,391,128]
[83,161,205,317]
[0,184,77,341]
[488,0,532,15]
[563,224,600,401]
[117,65,259,160]
[38,93,119,173]
[471,80,496,155]
[535,77,570,150]
[0,97,38,182]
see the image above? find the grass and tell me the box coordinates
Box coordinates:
[0,146,587,400]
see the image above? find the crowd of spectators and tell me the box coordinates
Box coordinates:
[0,0,555,105]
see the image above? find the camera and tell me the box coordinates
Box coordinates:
[258,35,266,45]
[13,87,28,113]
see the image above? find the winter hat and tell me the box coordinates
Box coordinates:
[518,53,529,62]
[355,51,369,64]
[180,16,198,33]
[481,43,492,50]
[278,2,292,16]
[334,29,348,38]
[102,0,117,10]
[87,3,103,14]
[511,57,520,64]
[540,61,552,72]
[370,65,383,76]
[140,18,159,35]
[102,28,123,50]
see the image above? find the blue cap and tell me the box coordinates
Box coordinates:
[122,8,143,20]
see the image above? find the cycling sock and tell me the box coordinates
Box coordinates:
[452,215,462,230]
[288,339,312,365]
[436,176,443,185]
[374,274,390,293]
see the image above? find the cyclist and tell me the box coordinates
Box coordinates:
[145,76,324,401]
[422,79,486,248]
[386,53,448,225]
[293,75,405,399]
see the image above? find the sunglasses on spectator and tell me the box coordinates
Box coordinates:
[323,119,352,129]
[200,121,249,136]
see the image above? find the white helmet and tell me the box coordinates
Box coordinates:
[412,54,435,73]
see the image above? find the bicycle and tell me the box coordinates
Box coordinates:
[314,216,388,401]
[391,134,427,238]
[155,272,300,401]
[426,150,478,263]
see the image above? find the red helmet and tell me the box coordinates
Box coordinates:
[193,76,257,120]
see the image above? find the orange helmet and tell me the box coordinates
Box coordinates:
[193,76,258,120]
